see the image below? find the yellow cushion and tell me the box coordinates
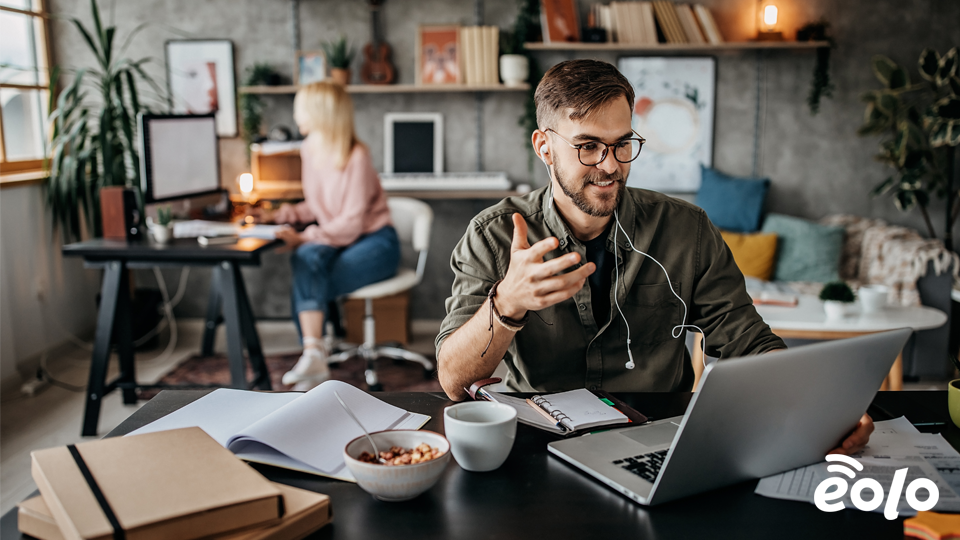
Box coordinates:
[720,231,778,281]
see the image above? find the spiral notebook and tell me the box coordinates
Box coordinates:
[468,379,646,435]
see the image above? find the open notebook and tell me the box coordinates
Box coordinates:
[127,381,429,482]
[472,384,644,435]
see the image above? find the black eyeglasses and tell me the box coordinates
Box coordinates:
[544,128,646,166]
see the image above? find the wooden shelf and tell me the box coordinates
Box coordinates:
[239,83,530,95]
[232,189,521,202]
[523,41,829,52]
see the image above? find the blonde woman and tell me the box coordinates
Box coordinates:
[260,81,398,390]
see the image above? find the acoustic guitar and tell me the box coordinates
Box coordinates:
[360,0,395,85]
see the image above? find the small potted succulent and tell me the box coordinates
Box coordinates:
[819,281,856,319]
[323,36,355,86]
[149,206,173,244]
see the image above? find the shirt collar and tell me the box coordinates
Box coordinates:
[539,183,638,251]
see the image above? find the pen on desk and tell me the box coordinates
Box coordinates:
[912,422,946,427]
[526,398,566,431]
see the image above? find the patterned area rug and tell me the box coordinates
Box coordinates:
[138,352,442,399]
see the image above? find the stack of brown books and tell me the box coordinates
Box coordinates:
[21,427,332,540]
[459,26,500,85]
[594,2,724,45]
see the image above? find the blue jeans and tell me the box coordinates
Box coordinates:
[290,226,400,337]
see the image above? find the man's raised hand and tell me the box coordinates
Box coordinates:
[496,213,595,319]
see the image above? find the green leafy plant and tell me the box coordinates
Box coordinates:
[239,63,280,161]
[46,0,165,241]
[819,281,856,303]
[858,47,960,251]
[505,0,542,175]
[796,19,835,115]
[156,206,172,226]
[322,37,355,70]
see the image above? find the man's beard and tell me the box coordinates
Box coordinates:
[553,160,625,217]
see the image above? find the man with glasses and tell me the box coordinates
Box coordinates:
[435,59,873,454]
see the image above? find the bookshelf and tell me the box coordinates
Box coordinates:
[239,83,530,95]
[524,41,830,52]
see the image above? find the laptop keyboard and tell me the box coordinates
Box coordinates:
[612,449,668,483]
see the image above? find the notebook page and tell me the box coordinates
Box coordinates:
[226,380,429,475]
[535,388,628,431]
[482,390,565,433]
[126,389,300,446]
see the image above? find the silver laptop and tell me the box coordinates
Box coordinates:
[548,329,912,506]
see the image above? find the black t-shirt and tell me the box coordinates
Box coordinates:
[583,228,614,326]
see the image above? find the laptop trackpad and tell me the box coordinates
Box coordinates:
[620,422,679,448]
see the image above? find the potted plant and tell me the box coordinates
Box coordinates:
[148,206,173,244]
[499,30,529,87]
[819,281,856,319]
[795,19,834,115]
[858,47,960,253]
[322,36,355,86]
[47,0,165,241]
[240,63,281,162]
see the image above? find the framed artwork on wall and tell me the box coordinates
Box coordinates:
[618,57,716,192]
[165,40,237,137]
[541,0,580,43]
[295,50,328,85]
[416,25,461,85]
[383,112,443,174]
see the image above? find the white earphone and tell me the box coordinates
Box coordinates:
[539,143,553,209]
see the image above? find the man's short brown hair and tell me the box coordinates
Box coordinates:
[534,59,635,130]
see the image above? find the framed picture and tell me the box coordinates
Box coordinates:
[165,40,237,137]
[541,0,580,43]
[383,112,443,174]
[618,57,716,192]
[295,50,327,85]
[416,25,461,85]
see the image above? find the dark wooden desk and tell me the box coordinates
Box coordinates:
[62,237,280,436]
[3,390,955,539]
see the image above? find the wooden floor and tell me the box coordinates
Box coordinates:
[0,318,443,516]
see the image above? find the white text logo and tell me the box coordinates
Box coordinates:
[813,455,939,520]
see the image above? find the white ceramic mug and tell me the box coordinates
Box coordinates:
[859,284,889,313]
[443,402,517,472]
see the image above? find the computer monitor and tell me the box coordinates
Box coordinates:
[138,113,221,203]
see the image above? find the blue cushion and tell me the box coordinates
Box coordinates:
[761,214,844,283]
[695,166,770,233]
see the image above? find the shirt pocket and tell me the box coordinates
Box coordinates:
[618,282,682,346]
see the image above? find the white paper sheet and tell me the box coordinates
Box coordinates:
[755,418,960,516]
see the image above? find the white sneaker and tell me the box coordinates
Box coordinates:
[282,347,331,386]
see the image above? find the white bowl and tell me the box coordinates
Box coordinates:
[343,430,450,502]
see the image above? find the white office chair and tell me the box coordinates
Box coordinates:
[327,197,435,390]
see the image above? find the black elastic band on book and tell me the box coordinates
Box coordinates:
[67,444,125,540]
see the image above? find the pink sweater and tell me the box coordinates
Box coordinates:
[274,141,392,247]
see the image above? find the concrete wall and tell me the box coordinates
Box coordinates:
[0,184,101,393]
[44,0,960,323]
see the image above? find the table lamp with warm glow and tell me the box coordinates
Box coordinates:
[756,1,783,41]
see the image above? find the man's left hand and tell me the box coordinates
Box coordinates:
[828,413,874,455]
[275,226,304,252]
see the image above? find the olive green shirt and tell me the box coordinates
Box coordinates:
[436,187,785,393]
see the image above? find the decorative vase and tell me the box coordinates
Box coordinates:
[949,380,960,428]
[499,54,529,87]
[822,300,849,320]
[330,68,351,86]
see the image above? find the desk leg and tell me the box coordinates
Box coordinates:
[82,261,123,437]
[232,264,272,390]
[889,352,904,391]
[218,262,248,389]
[201,270,222,357]
[115,268,137,404]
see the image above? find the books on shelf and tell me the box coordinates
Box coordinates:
[594,2,723,46]
[459,25,500,85]
[126,381,430,482]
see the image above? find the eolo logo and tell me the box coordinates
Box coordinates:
[813,455,939,520]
